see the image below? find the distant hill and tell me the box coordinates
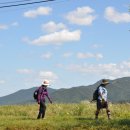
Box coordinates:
[0,87,56,105]
[0,77,130,105]
[52,77,130,103]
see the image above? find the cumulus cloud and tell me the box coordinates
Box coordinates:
[24,6,52,18]
[105,6,130,23]
[0,24,8,30]
[77,52,103,59]
[65,60,130,79]
[66,6,96,26]
[17,69,33,74]
[18,70,58,87]
[39,71,58,82]
[42,21,67,33]
[41,52,52,59]
[26,29,81,46]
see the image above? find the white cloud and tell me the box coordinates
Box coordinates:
[105,6,130,23]
[42,21,67,33]
[0,24,8,30]
[17,69,33,74]
[41,52,52,59]
[39,71,58,82]
[16,70,58,87]
[122,61,130,68]
[0,80,6,84]
[66,6,96,26]
[77,52,103,59]
[26,29,81,46]
[65,60,130,79]
[24,6,52,18]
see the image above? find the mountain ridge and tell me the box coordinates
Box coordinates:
[0,77,130,105]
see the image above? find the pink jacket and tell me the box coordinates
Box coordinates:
[37,86,52,103]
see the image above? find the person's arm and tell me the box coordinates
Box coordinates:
[46,91,52,103]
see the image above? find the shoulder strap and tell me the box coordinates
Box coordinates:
[36,86,42,94]
[97,84,101,90]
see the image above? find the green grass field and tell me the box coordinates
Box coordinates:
[0,101,130,130]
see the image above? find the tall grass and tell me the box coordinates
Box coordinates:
[0,102,130,130]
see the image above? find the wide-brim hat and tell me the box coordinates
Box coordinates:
[42,80,50,86]
[101,79,109,85]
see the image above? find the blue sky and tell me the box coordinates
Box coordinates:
[0,0,130,96]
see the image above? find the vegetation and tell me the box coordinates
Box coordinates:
[0,102,130,130]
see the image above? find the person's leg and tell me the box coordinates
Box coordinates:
[38,101,46,119]
[37,102,45,119]
[37,102,42,119]
[95,100,101,119]
[95,109,100,119]
[105,102,111,119]
[41,102,46,118]
[106,109,111,119]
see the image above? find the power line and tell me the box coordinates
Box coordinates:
[0,0,35,5]
[0,0,68,14]
[0,0,55,9]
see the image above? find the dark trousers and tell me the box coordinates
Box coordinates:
[37,101,46,119]
[97,99,108,109]
[95,99,110,119]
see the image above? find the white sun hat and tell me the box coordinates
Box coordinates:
[42,80,50,86]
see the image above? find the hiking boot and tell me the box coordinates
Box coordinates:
[37,114,41,119]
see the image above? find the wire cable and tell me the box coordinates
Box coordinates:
[0,0,35,5]
[0,0,55,9]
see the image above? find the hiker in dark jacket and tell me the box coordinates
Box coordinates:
[95,79,111,119]
[37,80,52,119]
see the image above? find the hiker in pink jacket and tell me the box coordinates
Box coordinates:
[37,80,52,119]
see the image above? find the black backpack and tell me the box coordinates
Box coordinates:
[93,86,100,101]
[33,89,39,100]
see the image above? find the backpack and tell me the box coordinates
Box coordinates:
[33,89,39,100]
[93,86,100,101]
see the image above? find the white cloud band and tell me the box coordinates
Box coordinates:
[105,6,130,23]
[27,29,81,46]
[66,60,130,79]
[66,6,96,26]
[24,6,52,18]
